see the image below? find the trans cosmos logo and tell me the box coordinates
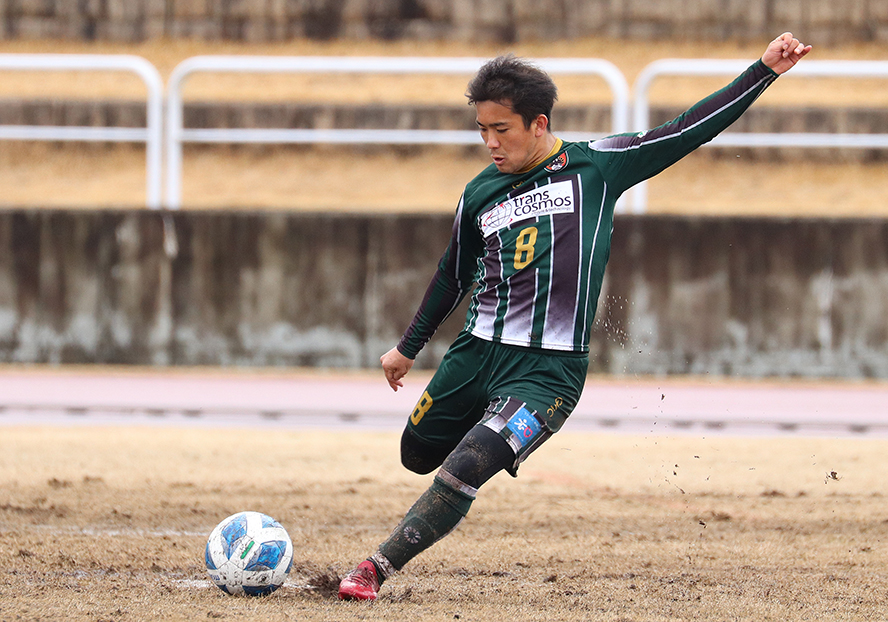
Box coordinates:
[479,180,576,237]
[481,202,512,230]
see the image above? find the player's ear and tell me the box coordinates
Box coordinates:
[533,114,549,137]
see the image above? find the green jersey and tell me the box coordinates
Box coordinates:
[398,60,778,358]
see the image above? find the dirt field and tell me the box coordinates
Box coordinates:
[1,425,886,621]
[0,37,886,215]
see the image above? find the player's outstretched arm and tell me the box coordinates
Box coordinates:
[380,346,414,392]
[762,32,812,75]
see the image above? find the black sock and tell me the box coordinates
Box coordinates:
[376,475,474,573]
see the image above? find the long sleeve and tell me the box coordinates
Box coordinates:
[589,59,778,196]
[397,195,482,358]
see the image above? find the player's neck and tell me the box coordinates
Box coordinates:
[517,135,561,174]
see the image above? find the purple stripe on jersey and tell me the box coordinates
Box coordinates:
[543,175,583,346]
[472,233,504,338]
[499,247,537,344]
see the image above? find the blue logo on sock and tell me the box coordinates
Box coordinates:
[505,407,542,448]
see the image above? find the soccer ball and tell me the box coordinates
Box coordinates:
[205,511,294,596]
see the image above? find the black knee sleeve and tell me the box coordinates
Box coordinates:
[440,424,515,490]
[400,427,454,475]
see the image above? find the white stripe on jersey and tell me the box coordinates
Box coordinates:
[580,184,608,346]
[436,193,470,326]
[452,194,464,279]
[541,207,557,345]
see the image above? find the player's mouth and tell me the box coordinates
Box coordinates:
[491,154,506,166]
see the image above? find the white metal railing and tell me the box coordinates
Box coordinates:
[164,56,630,209]
[0,54,164,209]
[631,59,888,213]
[3,55,887,213]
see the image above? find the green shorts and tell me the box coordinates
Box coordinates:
[406,331,588,470]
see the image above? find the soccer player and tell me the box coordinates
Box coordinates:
[339,32,812,600]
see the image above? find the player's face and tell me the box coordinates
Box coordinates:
[475,100,549,174]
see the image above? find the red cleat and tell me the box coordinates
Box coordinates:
[338,560,380,601]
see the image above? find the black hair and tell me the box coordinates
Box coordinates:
[466,54,558,130]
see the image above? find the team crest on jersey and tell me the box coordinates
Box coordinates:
[545,152,568,172]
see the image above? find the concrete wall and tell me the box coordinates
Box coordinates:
[598,216,888,377]
[2,209,887,378]
[1,0,886,43]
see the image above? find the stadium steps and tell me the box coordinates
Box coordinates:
[0,98,886,162]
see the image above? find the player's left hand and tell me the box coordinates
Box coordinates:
[762,32,812,75]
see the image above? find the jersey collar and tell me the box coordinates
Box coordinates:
[515,137,563,175]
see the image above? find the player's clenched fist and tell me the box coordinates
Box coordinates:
[762,32,812,75]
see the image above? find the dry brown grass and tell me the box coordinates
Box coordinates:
[0,36,886,215]
[1,426,886,621]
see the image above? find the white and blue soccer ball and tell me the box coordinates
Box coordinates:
[205,511,294,596]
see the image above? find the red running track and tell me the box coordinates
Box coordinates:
[0,367,886,437]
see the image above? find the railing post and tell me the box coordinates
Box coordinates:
[0,54,164,209]
[164,56,630,210]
